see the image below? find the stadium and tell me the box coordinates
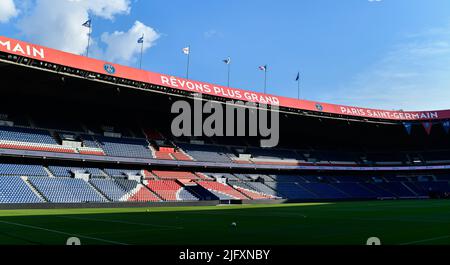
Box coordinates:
[1,33,450,249]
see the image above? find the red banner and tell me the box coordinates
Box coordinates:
[1,36,449,121]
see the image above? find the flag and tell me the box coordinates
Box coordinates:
[295,72,300,81]
[258,65,267,71]
[182,47,190,55]
[137,35,144,44]
[443,121,450,134]
[223,57,231,65]
[82,19,92,28]
[422,121,433,135]
[403,122,413,135]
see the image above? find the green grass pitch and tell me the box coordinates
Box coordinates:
[1,200,450,245]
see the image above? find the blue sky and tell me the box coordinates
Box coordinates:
[1,0,450,110]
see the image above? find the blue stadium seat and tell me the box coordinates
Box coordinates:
[177,188,199,201]
[80,134,101,148]
[0,125,57,144]
[245,147,303,160]
[359,183,396,198]
[264,182,316,199]
[203,172,239,180]
[331,183,377,198]
[104,168,142,178]
[0,176,42,203]
[114,178,140,193]
[245,182,278,197]
[28,177,106,203]
[229,180,279,198]
[48,166,105,178]
[270,175,306,182]
[416,181,450,193]
[379,182,416,197]
[177,143,233,163]
[0,163,48,176]
[94,136,153,158]
[298,182,350,199]
[90,178,127,201]
[206,189,235,200]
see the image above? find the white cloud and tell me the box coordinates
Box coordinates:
[17,0,130,55]
[101,21,159,64]
[15,0,158,64]
[68,0,130,20]
[326,25,450,111]
[0,0,19,23]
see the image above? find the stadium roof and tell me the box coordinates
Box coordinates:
[1,35,449,122]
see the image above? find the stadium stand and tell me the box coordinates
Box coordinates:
[197,181,248,200]
[379,182,417,198]
[114,178,160,202]
[0,176,43,203]
[245,182,279,197]
[331,182,378,198]
[297,182,350,199]
[145,180,198,201]
[228,181,277,199]
[177,143,233,163]
[178,188,200,201]
[2,36,450,206]
[270,175,307,182]
[154,151,173,160]
[402,182,428,197]
[152,170,198,180]
[104,169,142,178]
[203,172,239,180]
[94,136,154,159]
[418,181,450,193]
[90,178,128,201]
[0,163,48,176]
[171,151,193,161]
[264,182,317,199]
[0,126,57,144]
[28,177,107,203]
[48,166,105,178]
[0,163,449,203]
[359,183,396,198]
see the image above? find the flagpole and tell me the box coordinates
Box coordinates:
[297,73,300,99]
[186,45,190,79]
[264,67,267,94]
[86,20,92,57]
[227,58,231,87]
[139,34,144,69]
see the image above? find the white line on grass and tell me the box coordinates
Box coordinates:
[350,217,450,223]
[400,235,450,245]
[83,228,171,236]
[57,215,184,230]
[0,220,128,245]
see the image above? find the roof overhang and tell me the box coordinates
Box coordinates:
[1,35,448,122]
